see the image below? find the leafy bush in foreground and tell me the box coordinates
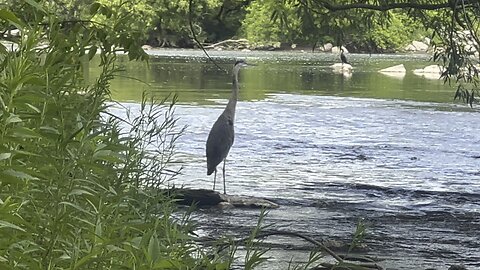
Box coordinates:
[0,2,232,269]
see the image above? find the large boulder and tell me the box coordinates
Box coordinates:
[323,42,333,52]
[330,63,353,76]
[405,44,417,51]
[405,40,429,52]
[412,41,429,51]
[332,46,348,53]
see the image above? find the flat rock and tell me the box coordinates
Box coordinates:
[379,64,406,73]
[221,194,279,208]
[331,63,353,75]
[413,64,444,80]
[172,188,279,209]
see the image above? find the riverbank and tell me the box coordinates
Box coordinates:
[141,38,435,54]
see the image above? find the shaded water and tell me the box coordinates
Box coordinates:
[100,49,480,269]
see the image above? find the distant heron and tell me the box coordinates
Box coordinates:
[206,60,249,194]
[340,48,350,65]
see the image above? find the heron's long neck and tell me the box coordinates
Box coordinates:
[224,70,239,119]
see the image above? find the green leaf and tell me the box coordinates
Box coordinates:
[93,150,124,163]
[89,2,101,15]
[0,220,25,232]
[9,127,41,138]
[0,43,7,54]
[12,150,41,157]
[94,220,102,243]
[2,169,36,180]
[39,126,61,135]
[74,249,102,269]
[5,114,22,124]
[0,153,11,161]
[153,259,176,268]
[25,103,41,113]
[68,189,94,197]
[147,234,160,263]
[0,9,25,29]
[23,0,46,13]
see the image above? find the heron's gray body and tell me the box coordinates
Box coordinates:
[206,113,234,175]
[206,61,245,193]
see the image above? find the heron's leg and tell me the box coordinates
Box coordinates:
[222,159,226,194]
[213,168,217,191]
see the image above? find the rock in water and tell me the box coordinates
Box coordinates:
[379,64,406,79]
[379,64,406,73]
[174,188,223,206]
[172,188,279,209]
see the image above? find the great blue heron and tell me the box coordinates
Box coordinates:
[340,48,350,65]
[206,60,249,194]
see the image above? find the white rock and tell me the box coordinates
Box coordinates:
[342,71,352,79]
[405,44,417,51]
[412,41,429,51]
[423,64,444,74]
[323,43,333,52]
[379,64,406,73]
[331,46,348,54]
[413,64,444,80]
[423,37,431,45]
[331,63,353,74]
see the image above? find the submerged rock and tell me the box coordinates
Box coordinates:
[379,64,406,74]
[379,64,406,79]
[413,64,444,80]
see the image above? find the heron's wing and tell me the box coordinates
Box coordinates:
[206,114,235,174]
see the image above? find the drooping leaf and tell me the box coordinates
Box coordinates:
[0,220,25,232]
[0,9,25,29]
[2,169,37,180]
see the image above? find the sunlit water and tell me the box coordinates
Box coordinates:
[101,49,480,269]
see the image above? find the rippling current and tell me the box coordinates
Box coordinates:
[171,94,480,269]
[107,50,480,269]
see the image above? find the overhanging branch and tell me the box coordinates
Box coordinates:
[316,0,475,12]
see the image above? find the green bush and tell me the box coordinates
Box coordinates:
[367,11,427,51]
[241,0,300,46]
[0,2,231,269]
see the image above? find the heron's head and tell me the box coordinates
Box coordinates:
[233,59,249,74]
[234,59,248,68]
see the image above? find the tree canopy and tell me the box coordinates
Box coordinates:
[1,0,478,99]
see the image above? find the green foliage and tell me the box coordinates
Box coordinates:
[357,11,427,52]
[244,209,270,269]
[0,2,230,269]
[241,0,299,45]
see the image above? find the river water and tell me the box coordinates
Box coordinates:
[100,49,480,269]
